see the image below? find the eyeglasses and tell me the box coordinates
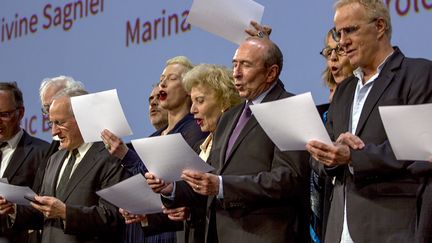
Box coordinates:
[320,45,346,59]
[332,19,377,42]
[0,109,18,120]
[47,119,69,129]
[41,104,50,115]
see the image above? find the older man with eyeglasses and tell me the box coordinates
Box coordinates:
[6,87,128,243]
[0,82,50,243]
[30,76,86,194]
[306,0,432,242]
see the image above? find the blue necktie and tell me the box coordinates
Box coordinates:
[225,102,252,160]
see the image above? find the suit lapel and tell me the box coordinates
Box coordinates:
[217,104,243,173]
[354,51,401,135]
[3,132,31,180]
[221,81,284,173]
[58,143,101,201]
[43,150,68,196]
[222,116,258,172]
[337,78,357,135]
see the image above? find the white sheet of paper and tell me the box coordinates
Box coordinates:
[131,134,214,182]
[250,92,332,151]
[0,183,36,206]
[96,174,163,215]
[187,0,264,45]
[71,89,132,143]
[379,103,432,161]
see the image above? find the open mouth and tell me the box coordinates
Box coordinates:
[159,91,167,101]
[150,108,158,115]
[235,83,243,91]
[195,118,203,126]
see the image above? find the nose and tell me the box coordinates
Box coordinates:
[233,65,242,79]
[150,97,158,107]
[190,102,198,114]
[159,79,166,89]
[338,33,349,49]
[51,124,60,136]
[330,50,338,61]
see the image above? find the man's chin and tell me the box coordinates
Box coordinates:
[58,140,67,150]
[238,91,248,99]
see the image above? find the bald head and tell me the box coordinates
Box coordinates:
[232,38,283,100]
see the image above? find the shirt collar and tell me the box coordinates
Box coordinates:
[1,129,23,150]
[353,50,395,83]
[71,142,93,158]
[248,81,277,105]
[199,134,213,153]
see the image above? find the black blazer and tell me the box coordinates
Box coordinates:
[0,130,49,243]
[168,81,311,243]
[407,161,432,243]
[320,47,432,243]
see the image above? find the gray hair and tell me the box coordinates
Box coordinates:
[0,81,24,108]
[244,37,284,79]
[334,0,392,40]
[39,75,85,105]
[51,87,88,116]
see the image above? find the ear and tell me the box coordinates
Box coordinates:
[17,107,25,120]
[266,64,279,83]
[375,18,387,39]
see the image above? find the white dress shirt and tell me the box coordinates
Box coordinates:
[0,129,23,177]
[340,52,394,243]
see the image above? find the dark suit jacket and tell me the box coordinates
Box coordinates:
[32,140,60,193]
[0,130,49,243]
[320,48,432,243]
[167,81,310,243]
[407,161,432,243]
[416,175,432,243]
[13,142,128,243]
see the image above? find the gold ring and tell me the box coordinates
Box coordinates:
[105,143,111,150]
[257,31,264,38]
[195,185,199,190]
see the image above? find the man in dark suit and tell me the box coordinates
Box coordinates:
[152,37,310,242]
[408,161,432,243]
[31,75,85,194]
[6,87,127,243]
[0,82,50,243]
[306,0,432,242]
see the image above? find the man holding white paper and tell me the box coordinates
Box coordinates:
[7,87,127,243]
[306,1,432,242]
[152,37,310,242]
[0,82,49,243]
